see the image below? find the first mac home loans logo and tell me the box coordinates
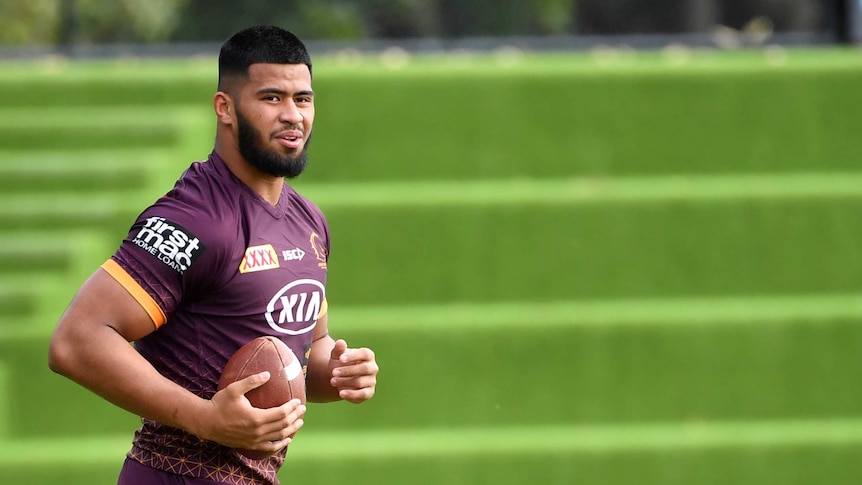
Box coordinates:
[132,216,205,273]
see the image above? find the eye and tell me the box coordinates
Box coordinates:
[262,95,280,102]
[296,95,313,104]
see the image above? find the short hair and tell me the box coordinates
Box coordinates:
[217,25,312,92]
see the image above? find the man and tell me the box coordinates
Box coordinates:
[48,25,379,485]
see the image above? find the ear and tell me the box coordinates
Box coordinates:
[213,92,234,125]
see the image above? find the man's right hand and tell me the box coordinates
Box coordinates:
[200,371,306,454]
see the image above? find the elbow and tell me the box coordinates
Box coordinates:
[48,333,74,377]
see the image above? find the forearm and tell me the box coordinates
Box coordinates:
[304,334,379,404]
[49,323,210,436]
[304,334,341,403]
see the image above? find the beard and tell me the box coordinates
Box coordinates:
[236,109,310,179]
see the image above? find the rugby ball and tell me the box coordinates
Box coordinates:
[217,336,306,459]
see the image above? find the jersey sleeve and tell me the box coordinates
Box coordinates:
[105,195,231,329]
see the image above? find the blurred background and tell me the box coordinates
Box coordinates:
[2,0,862,484]
[0,0,859,54]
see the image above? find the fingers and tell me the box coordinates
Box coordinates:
[255,437,292,456]
[329,339,348,361]
[336,385,376,404]
[256,399,306,437]
[331,348,377,381]
[330,347,378,403]
[226,371,271,397]
[241,399,307,452]
[206,374,309,454]
[333,346,375,365]
[330,372,377,393]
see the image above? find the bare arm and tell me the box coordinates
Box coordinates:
[305,311,378,404]
[48,268,304,454]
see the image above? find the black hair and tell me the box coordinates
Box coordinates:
[217,25,312,92]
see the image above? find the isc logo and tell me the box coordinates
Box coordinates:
[283,247,305,261]
[133,216,205,273]
[240,244,280,273]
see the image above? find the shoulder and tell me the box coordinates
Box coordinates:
[169,158,245,229]
[285,185,331,258]
[286,186,328,233]
[128,160,243,271]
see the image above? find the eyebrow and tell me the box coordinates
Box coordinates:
[256,87,315,97]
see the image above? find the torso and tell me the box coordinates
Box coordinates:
[112,152,329,485]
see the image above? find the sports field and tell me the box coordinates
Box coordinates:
[1,47,862,484]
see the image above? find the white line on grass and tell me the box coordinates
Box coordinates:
[292,418,862,459]
[329,293,862,331]
[2,293,862,340]
[295,173,862,208]
[1,173,861,214]
[4,418,862,465]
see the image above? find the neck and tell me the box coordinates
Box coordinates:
[214,138,283,206]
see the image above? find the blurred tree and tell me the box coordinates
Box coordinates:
[576,0,695,34]
[57,0,78,48]
[0,0,839,46]
[535,0,576,34]
[718,0,822,31]
[574,0,829,35]
[294,1,367,40]
[437,0,574,37]
[0,0,60,44]
[170,0,365,42]
[358,0,439,38]
[73,0,188,43]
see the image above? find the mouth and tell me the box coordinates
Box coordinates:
[275,130,304,149]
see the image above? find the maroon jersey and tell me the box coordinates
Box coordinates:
[102,151,330,485]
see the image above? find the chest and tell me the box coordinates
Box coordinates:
[201,212,329,339]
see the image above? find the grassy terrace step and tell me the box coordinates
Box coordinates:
[0,274,76,321]
[0,123,181,151]
[3,419,862,484]
[0,152,152,193]
[0,234,75,274]
[0,280,42,318]
[311,72,862,181]
[312,296,862,431]
[0,192,154,233]
[0,232,112,294]
[322,196,862,304]
[0,57,218,111]
[1,50,861,180]
[0,230,108,320]
[1,174,861,304]
[5,295,862,437]
[0,107,194,147]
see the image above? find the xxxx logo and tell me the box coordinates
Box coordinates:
[239,244,280,274]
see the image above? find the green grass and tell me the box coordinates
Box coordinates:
[323,199,862,304]
[2,47,862,485]
[4,420,862,484]
[7,309,862,436]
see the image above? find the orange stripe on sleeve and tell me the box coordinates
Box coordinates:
[101,259,168,329]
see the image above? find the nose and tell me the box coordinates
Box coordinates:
[279,101,303,125]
